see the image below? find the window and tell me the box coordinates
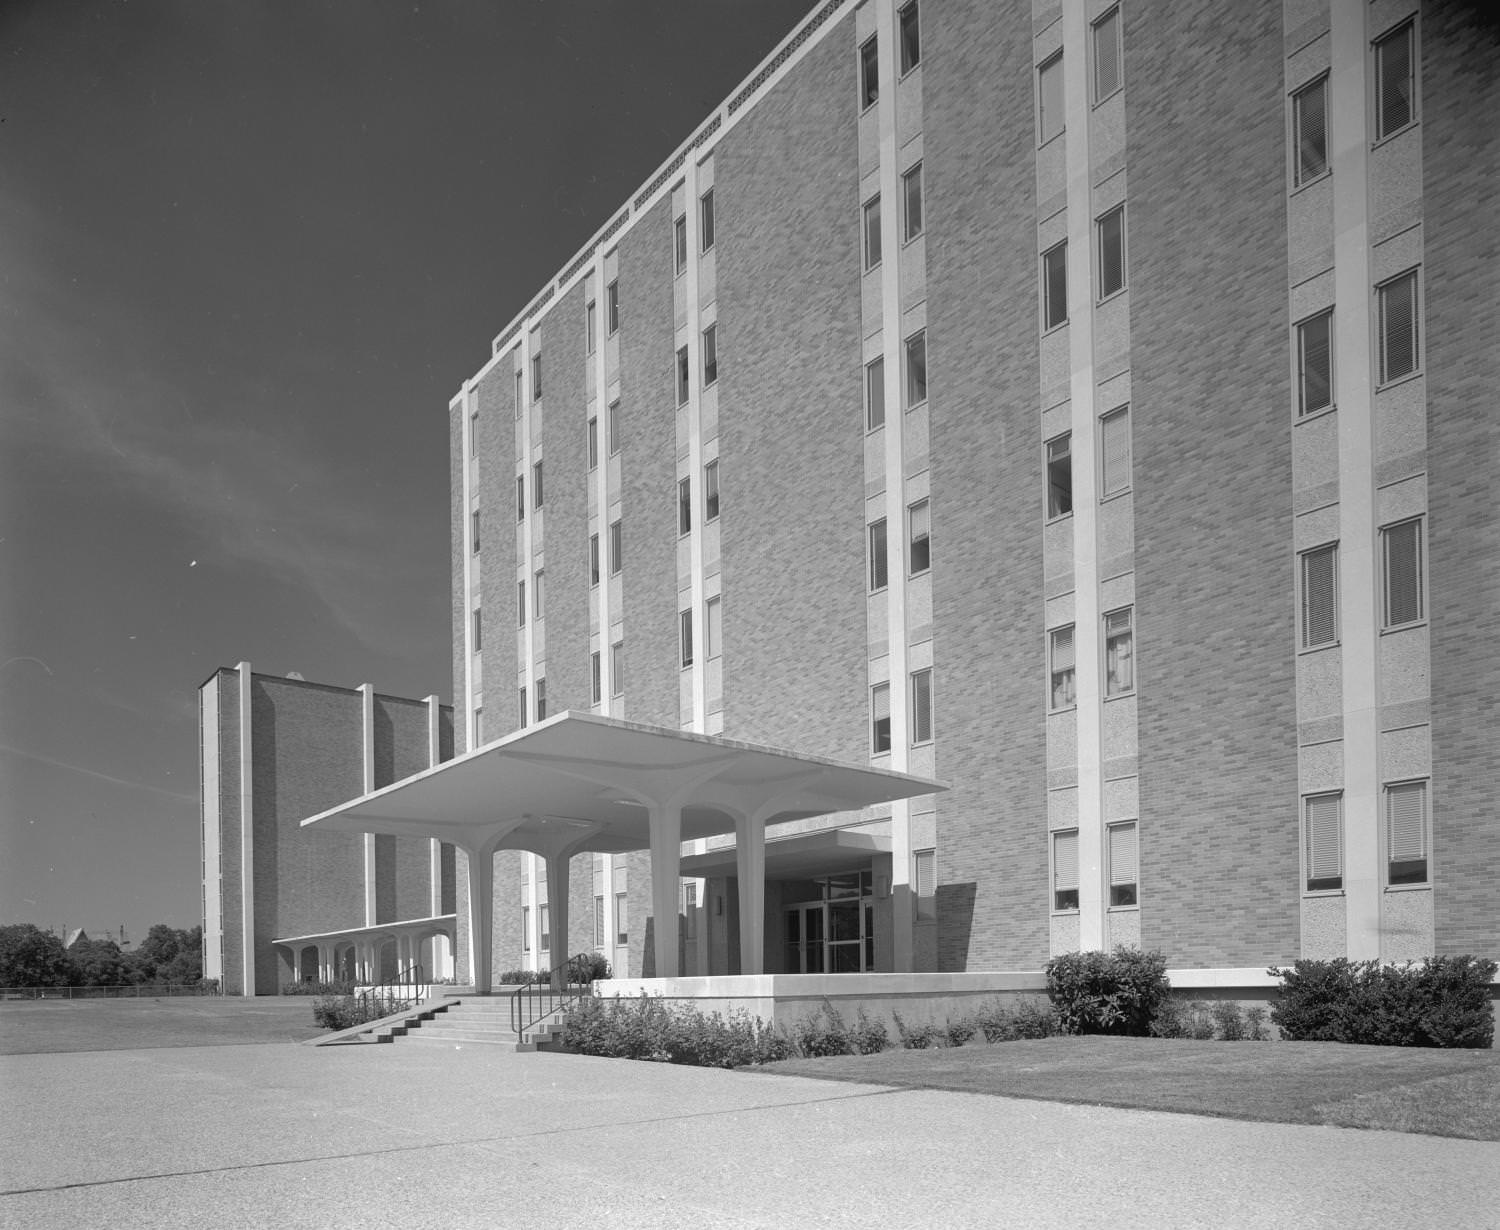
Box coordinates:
[594,894,605,947]
[899,2,920,74]
[1046,434,1073,519]
[1304,792,1343,892]
[871,683,891,754]
[683,882,698,940]
[609,519,623,575]
[517,580,526,627]
[533,569,545,619]
[902,162,923,242]
[704,460,720,522]
[1292,76,1328,186]
[1300,544,1339,649]
[705,596,722,660]
[514,369,523,419]
[674,214,687,275]
[911,668,933,745]
[531,352,542,402]
[1297,310,1334,414]
[863,196,882,270]
[472,608,482,652]
[702,324,718,386]
[1374,21,1415,140]
[1042,242,1068,330]
[516,475,525,522]
[521,905,530,952]
[535,677,547,721]
[914,848,935,920]
[540,904,549,953]
[610,640,625,697]
[1038,52,1064,143]
[471,509,480,554]
[1108,821,1137,907]
[677,346,690,406]
[908,499,930,575]
[1378,269,1420,384]
[586,299,597,354]
[1053,829,1079,910]
[591,650,602,704]
[473,706,484,743]
[678,477,692,536]
[615,891,628,945]
[904,330,927,407]
[518,686,527,726]
[865,356,885,430]
[606,278,619,335]
[1381,517,1424,628]
[1104,607,1134,696]
[1049,625,1076,710]
[869,518,888,591]
[1099,406,1131,496]
[589,533,600,586]
[468,408,478,455]
[1386,780,1428,885]
[587,416,599,469]
[533,461,544,509]
[860,35,879,108]
[608,399,622,456]
[680,609,694,668]
[700,189,715,252]
[1097,205,1125,299]
[1092,7,1121,102]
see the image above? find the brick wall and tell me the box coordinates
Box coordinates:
[926,0,1049,970]
[373,694,434,922]
[474,357,517,743]
[1128,2,1299,967]
[212,669,243,992]
[1425,6,1500,956]
[716,18,865,764]
[449,401,466,751]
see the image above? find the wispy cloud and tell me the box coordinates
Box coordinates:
[0,742,196,803]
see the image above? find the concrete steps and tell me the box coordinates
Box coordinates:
[390,996,571,1051]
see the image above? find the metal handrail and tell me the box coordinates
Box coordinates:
[509,953,597,1041]
[359,962,425,1019]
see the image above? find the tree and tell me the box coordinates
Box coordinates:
[0,924,73,987]
[68,937,126,987]
[129,923,203,984]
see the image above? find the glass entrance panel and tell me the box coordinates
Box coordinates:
[828,900,861,972]
[803,905,824,973]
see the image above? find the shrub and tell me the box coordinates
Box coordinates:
[311,994,385,1031]
[945,1016,977,1047]
[282,980,353,997]
[849,1008,890,1055]
[1269,956,1496,1048]
[568,952,612,984]
[1243,1006,1268,1041]
[891,1010,942,1050]
[1046,947,1171,1036]
[978,998,1058,1042]
[1211,1000,1245,1041]
[792,1001,853,1058]
[561,995,791,1067]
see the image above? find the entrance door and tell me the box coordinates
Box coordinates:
[784,904,826,973]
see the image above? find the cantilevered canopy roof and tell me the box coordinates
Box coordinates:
[301,711,945,856]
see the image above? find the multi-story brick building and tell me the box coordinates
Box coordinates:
[205,0,1497,999]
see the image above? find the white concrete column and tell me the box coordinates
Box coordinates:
[649,804,683,978]
[465,845,496,994]
[426,695,445,929]
[236,661,255,995]
[545,853,572,987]
[318,944,332,982]
[734,813,767,975]
[290,947,302,984]
[359,684,378,928]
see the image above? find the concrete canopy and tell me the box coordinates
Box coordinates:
[301,711,944,990]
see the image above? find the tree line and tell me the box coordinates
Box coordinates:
[0,923,206,988]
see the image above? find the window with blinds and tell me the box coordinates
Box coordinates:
[899,2,921,75]
[871,683,891,754]
[905,330,927,407]
[1104,607,1134,696]
[705,596,722,660]
[1097,205,1126,299]
[594,894,605,948]
[869,518,888,592]
[1378,269,1420,383]
[1100,406,1131,497]
[1292,76,1328,186]
[1300,544,1339,649]
[521,905,531,951]
[679,609,693,669]
[1053,829,1079,911]
[1387,781,1428,885]
[1050,625,1076,711]
[1046,433,1073,518]
[1093,7,1121,102]
[683,882,698,940]
[1038,52,1064,143]
[615,891,628,946]
[1381,517,1424,628]
[1042,242,1068,329]
[914,848,936,920]
[909,499,931,575]
[911,668,933,745]
[1374,22,1415,141]
[1297,310,1333,415]
[1108,822,1138,907]
[865,357,885,430]
[1304,793,1343,892]
[678,477,692,537]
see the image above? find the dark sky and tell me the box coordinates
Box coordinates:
[0,0,814,946]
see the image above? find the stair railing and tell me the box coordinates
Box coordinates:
[510,953,598,1041]
[360,962,425,1020]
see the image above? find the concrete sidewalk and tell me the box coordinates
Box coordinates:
[1,1042,1492,1228]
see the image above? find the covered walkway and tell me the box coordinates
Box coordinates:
[271,915,457,986]
[302,712,944,992]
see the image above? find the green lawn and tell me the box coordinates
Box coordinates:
[757,1036,1500,1140]
[0,997,325,1054]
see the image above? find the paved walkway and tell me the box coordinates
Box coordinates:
[1,1041,1492,1228]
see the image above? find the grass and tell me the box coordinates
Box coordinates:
[0,997,326,1054]
[757,1036,1500,1140]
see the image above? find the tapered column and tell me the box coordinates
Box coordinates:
[545,853,572,988]
[734,813,767,975]
[318,945,332,982]
[649,804,683,978]
[465,844,497,994]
